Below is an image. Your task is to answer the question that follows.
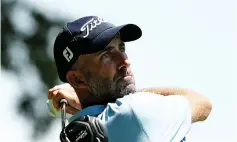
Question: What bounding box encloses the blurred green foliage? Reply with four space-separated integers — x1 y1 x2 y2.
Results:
1 0 72 139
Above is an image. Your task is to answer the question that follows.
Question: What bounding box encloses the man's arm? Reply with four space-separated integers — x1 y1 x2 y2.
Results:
140 88 212 123
47 83 212 123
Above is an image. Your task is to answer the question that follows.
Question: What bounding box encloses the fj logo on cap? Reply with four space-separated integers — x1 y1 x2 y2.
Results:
80 17 104 38
63 47 73 62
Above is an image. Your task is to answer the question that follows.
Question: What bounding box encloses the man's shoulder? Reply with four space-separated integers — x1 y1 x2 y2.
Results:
99 91 186 130
98 92 191 142
101 91 163 116
115 91 163 103
101 91 189 119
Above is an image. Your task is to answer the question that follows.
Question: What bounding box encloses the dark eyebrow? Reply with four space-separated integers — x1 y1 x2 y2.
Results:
103 45 114 51
96 45 114 55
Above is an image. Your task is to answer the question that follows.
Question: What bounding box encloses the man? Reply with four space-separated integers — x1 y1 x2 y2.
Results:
48 16 212 142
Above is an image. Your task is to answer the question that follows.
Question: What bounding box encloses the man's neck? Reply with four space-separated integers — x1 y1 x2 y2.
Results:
81 95 108 109
75 89 113 109
76 88 136 109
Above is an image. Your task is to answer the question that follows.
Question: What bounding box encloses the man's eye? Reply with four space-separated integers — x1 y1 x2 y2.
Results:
120 46 125 52
102 52 109 58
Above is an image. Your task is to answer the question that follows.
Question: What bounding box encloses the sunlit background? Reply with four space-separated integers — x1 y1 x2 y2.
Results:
1 0 236 141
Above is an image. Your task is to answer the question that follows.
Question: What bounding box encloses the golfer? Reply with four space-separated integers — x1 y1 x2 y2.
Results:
48 16 212 142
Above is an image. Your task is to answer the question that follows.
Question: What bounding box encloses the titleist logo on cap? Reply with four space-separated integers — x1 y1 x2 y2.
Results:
80 17 104 38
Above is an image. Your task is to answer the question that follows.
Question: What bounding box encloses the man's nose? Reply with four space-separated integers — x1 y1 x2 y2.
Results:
116 52 130 70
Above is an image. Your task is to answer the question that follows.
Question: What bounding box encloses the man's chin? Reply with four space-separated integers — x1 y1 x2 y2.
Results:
120 83 136 96
106 84 136 102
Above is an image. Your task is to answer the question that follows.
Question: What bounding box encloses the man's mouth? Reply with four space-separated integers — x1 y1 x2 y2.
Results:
123 75 132 80
115 74 132 82
116 75 134 87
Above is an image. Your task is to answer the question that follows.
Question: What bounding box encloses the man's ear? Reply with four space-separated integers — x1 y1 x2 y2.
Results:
66 70 88 89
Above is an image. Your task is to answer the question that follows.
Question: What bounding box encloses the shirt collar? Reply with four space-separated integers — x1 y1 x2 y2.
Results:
69 105 106 123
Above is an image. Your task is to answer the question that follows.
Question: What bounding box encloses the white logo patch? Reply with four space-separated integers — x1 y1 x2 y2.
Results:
63 47 73 62
76 130 88 141
80 17 104 38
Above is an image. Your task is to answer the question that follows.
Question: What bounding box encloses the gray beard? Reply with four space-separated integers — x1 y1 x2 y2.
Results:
87 76 136 101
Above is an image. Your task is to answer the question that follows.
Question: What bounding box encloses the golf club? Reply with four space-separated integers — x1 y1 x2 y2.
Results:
60 99 68 130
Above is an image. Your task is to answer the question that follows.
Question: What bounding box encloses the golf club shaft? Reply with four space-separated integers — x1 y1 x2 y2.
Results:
60 99 68 130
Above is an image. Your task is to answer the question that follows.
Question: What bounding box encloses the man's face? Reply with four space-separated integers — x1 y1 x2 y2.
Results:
78 35 136 101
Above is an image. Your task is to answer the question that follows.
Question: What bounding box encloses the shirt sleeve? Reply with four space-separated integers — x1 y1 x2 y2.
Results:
100 92 191 142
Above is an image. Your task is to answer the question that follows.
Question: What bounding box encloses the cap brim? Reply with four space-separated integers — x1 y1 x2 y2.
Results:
116 24 142 42
91 24 142 51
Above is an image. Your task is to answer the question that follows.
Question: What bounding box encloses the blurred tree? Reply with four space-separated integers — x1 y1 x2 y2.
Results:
1 0 71 140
